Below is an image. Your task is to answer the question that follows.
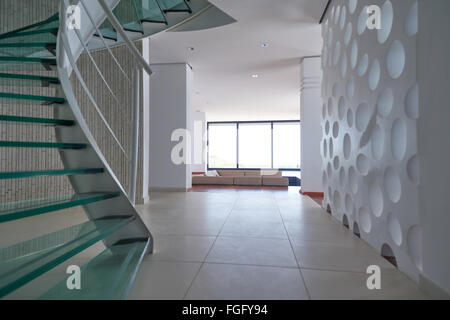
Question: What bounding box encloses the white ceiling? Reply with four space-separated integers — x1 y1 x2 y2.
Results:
148 0 327 121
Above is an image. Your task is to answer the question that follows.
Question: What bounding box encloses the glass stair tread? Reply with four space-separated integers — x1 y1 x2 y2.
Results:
0 168 104 180
160 0 192 13
141 0 168 24
0 28 59 41
0 42 56 58
0 216 134 298
114 0 144 34
0 141 86 149
0 57 56 65
0 13 59 38
0 92 64 105
0 73 59 87
0 192 120 223
39 238 150 300
0 115 72 126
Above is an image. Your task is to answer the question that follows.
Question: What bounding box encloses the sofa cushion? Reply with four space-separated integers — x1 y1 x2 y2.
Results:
217 170 244 177
192 176 234 185
234 176 262 186
261 170 282 178
262 176 289 186
244 170 261 176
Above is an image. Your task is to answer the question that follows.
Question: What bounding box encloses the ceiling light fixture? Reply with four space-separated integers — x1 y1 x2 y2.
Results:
261 42 269 48
187 47 195 51
252 74 259 78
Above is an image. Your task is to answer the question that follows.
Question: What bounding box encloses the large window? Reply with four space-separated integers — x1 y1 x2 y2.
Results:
208 123 237 168
208 121 300 170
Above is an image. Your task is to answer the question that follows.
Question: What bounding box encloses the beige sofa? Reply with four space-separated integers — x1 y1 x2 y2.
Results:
192 170 289 187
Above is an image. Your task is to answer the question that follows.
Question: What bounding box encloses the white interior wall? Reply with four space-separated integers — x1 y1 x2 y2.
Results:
321 0 421 284
300 57 324 193
148 63 193 190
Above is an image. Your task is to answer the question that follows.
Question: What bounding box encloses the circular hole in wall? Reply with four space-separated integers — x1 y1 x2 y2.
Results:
377 88 394 118
334 6 341 24
359 207 372 233
349 166 358 194
371 124 385 160
368 181 384 217
407 155 420 184
322 170 327 187
322 47 328 68
327 162 332 177
332 122 340 138
349 0 357 14
407 225 423 271
357 6 368 35
377 1 393 44
333 190 342 211
353 222 361 237
339 167 346 187
341 53 348 78
368 58 381 90
405 1 418 36
333 41 341 66
343 133 351 160
334 156 340 170
384 166 402 203
388 213 403 246
344 23 353 45
322 103 327 119
328 98 333 116
347 109 354 127
356 153 370 176
350 39 358 69
391 119 407 161
355 102 371 132
381 243 398 267
329 137 334 158
340 6 347 30
358 54 369 76
325 120 330 135
405 84 419 119
342 214 350 229
328 27 333 46
387 40 406 79
346 76 355 99
323 139 328 157
338 97 346 120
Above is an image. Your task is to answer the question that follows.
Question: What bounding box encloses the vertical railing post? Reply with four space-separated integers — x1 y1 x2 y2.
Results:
128 67 140 205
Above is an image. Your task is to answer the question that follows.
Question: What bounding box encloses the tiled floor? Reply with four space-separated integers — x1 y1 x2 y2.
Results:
128 188 429 300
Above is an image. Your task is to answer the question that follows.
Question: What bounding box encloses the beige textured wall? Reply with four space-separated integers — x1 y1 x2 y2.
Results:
72 41 147 204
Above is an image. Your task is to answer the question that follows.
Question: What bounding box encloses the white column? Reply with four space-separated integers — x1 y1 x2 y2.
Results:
149 63 194 191
300 57 323 193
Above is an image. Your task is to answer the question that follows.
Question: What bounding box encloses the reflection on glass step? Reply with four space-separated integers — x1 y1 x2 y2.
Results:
0 115 72 126
141 0 168 24
39 238 150 300
0 216 133 298
0 168 103 180
160 0 192 13
0 192 120 223
0 92 64 105
114 0 144 34
0 73 59 87
0 42 56 57
0 141 86 149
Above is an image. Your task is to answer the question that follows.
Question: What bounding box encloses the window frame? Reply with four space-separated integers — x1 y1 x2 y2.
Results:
207 120 301 172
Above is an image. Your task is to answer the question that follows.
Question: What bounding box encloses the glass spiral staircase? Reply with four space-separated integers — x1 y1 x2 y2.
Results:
0 0 226 300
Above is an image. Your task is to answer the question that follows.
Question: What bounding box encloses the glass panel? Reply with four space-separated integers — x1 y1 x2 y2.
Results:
208 123 237 168
0 217 132 298
0 193 120 223
0 73 59 87
141 0 167 23
238 123 272 169
273 122 300 169
114 0 143 33
40 239 149 300
159 0 191 12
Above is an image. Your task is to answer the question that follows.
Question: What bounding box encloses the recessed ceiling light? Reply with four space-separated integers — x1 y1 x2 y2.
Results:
261 42 269 48
187 47 195 51
252 74 259 78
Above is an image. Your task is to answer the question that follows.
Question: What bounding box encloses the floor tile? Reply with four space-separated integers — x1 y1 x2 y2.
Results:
206 237 298 268
227 209 282 223
127 261 201 300
220 220 287 239
144 235 215 263
301 268 429 300
145 217 225 236
186 263 309 300
285 221 358 244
